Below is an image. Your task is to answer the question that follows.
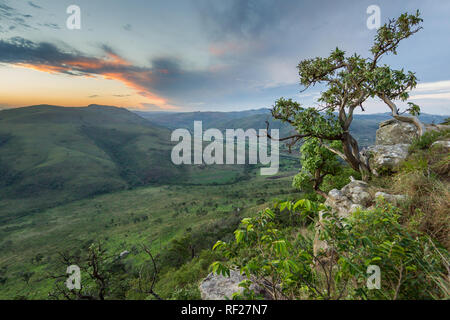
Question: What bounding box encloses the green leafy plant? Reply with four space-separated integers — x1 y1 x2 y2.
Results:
211 198 449 300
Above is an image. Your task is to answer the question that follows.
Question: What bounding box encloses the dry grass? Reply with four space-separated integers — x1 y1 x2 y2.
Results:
387 145 450 250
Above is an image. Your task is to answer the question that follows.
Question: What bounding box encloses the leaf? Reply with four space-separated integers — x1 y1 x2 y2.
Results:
235 229 245 244
293 199 305 210
212 240 226 251
272 240 288 256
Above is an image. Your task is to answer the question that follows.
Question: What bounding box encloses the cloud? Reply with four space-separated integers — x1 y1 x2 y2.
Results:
0 37 236 110
406 80 450 115
409 80 450 101
123 24 132 32
28 1 42 9
38 22 60 30
0 2 34 31
196 0 284 41
0 37 178 109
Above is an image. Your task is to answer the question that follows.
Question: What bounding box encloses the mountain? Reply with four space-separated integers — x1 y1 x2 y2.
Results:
0 105 186 221
137 109 448 147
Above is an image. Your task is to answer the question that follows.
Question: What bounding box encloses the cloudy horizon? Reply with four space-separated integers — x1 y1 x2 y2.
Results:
0 0 449 115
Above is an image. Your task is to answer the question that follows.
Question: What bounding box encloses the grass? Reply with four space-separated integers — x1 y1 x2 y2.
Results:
372 129 450 250
0 172 301 299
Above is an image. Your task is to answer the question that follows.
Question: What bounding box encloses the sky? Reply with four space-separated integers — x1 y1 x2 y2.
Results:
0 0 449 115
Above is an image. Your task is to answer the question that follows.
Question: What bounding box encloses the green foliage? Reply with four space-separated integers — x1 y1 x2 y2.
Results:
154 250 221 300
330 200 449 299
409 129 450 152
211 198 449 300
0 173 301 299
320 167 361 194
292 138 342 194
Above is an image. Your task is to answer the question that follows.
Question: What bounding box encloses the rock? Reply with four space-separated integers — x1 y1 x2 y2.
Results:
325 180 371 218
376 119 419 145
199 270 264 300
341 180 371 207
119 250 129 258
314 179 372 258
366 144 410 175
431 140 450 151
374 192 407 206
313 180 408 260
425 123 450 133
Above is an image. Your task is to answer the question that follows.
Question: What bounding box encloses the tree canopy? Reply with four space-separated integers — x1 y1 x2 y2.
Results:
271 11 424 180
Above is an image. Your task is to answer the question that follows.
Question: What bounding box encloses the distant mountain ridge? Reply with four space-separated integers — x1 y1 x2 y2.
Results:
136 109 448 147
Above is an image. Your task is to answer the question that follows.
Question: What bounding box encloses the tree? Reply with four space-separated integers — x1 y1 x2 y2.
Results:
270 11 424 180
48 242 162 300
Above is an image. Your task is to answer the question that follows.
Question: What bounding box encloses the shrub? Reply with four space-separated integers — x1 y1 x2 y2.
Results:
409 129 450 152
211 199 449 300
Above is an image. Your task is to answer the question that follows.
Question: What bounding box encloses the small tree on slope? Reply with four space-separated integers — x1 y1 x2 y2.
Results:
271 11 424 180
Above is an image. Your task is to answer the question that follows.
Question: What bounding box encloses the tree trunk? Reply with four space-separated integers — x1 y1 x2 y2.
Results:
341 132 371 181
379 94 426 136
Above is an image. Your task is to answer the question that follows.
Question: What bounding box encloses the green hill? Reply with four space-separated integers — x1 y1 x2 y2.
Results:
0 105 186 221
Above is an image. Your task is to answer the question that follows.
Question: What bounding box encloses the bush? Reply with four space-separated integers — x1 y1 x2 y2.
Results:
409 129 450 152
211 199 449 300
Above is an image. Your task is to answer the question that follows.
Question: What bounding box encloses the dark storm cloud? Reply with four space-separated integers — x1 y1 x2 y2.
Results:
0 37 81 69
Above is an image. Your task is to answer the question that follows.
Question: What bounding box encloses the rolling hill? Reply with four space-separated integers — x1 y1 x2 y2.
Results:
0 105 188 221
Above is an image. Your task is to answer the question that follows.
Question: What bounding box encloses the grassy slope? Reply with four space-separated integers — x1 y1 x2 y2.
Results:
0 105 265 222
0 174 300 299
0 105 187 221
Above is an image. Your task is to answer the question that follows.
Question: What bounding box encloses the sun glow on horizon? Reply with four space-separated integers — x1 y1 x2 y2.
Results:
0 64 178 110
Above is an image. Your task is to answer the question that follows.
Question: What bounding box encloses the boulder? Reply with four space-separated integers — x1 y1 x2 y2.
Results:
119 250 130 259
200 271 245 300
431 140 450 151
376 119 419 145
313 179 407 259
366 144 410 175
324 180 371 218
314 179 372 258
374 192 407 206
425 123 450 133
199 270 265 300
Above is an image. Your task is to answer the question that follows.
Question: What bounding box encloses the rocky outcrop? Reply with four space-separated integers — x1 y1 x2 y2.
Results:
363 119 449 176
425 123 450 133
376 119 419 145
199 271 245 300
432 140 450 151
374 192 407 206
362 119 418 176
366 144 410 175
324 179 371 218
199 270 268 300
313 178 407 258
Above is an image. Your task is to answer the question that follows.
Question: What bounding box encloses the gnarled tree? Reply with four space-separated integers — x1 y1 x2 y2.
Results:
271 11 424 180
